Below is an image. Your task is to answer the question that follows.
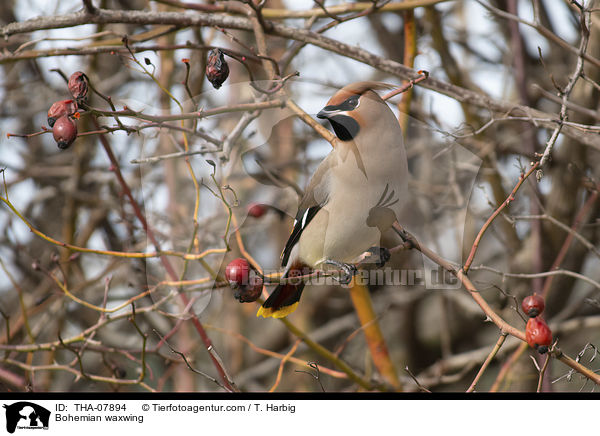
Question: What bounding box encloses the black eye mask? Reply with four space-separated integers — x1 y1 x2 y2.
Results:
319 96 360 113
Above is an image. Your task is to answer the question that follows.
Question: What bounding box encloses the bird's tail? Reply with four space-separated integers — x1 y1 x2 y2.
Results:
257 261 310 318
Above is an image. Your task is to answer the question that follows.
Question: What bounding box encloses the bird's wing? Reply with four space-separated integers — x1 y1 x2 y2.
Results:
281 153 335 266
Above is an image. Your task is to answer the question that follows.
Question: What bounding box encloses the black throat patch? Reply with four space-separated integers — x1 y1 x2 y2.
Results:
328 114 360 141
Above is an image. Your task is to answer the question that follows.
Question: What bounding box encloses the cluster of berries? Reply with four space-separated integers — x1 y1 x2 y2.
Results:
47 72 88 149
225 258 263 303
522 294 553 354
224 203 285 302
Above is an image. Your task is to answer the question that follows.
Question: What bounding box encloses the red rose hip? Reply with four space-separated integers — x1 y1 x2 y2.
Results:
52 116 78 149
247 203 267 218
526 317 553 354
225 258 250 286
522 294 545 318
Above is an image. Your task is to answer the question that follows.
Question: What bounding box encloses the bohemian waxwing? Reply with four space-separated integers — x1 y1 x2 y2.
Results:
257 81 409 318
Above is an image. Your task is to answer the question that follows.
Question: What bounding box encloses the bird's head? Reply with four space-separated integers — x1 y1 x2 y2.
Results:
317 81 395 142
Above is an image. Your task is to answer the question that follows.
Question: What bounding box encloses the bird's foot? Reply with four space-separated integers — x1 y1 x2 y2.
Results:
366 246 391 268
324 260 357 285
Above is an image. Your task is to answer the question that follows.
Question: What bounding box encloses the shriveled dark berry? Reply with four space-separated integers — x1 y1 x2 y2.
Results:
206 48 229 89
47 99 78 127
234 274 263 303
68 71 89 101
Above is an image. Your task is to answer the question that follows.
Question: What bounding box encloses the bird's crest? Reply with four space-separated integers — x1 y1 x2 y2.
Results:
326 81 395 106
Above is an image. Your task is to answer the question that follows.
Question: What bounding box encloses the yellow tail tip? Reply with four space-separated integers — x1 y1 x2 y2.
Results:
256 302 299 319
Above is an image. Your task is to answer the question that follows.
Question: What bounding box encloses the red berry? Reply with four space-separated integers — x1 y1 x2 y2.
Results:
68 71 89 101
247 203 267 218
47 99 78 127
52 116 78 149
522 294 545 318
526 317 553 354
225 258 250 286
206 48 229 89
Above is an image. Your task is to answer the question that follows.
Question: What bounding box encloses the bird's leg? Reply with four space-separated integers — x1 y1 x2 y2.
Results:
323 259 357 285
392 222 417 249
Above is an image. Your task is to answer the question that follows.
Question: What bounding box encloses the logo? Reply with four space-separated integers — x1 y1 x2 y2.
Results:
3 402 50 433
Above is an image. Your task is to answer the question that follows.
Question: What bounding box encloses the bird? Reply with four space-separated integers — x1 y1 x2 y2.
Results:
257 81 409 318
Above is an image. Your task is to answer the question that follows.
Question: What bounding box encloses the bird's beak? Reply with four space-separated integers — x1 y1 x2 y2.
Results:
317 106 343 120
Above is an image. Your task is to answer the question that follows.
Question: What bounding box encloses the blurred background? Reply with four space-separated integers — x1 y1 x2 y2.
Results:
0 0 599 392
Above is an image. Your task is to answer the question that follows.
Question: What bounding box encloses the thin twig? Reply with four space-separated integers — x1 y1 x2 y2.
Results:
466 333 508 392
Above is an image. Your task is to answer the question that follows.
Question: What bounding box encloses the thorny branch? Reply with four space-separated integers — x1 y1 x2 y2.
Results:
1 0 600 393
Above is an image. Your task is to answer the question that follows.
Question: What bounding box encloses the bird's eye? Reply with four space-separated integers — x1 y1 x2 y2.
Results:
347 96 359 108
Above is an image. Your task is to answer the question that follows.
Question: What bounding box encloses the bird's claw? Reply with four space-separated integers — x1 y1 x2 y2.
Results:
325 260 357 285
